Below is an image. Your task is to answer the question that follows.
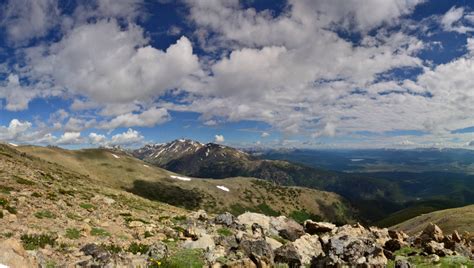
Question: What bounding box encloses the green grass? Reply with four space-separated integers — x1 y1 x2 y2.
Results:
289 210 323 224
79 203 96 210
389 247 474 268
158 249 205 268
376 202 454 227
66 212 82 220
90 227 110 237
2 232 14 238
0 185 14 194
256 203 281 216
144 231 153 238
0 197 8 207
58 188 75 196
171 215 187 224
102 243 123 254
14 176 35 185
270 234 288 245
65 228 81 239
34 210 56 219
217 227 233 237
127 242 149 254
20 234 57 250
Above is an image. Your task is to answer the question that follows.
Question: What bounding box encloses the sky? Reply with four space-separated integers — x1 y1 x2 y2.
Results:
1 0 474 149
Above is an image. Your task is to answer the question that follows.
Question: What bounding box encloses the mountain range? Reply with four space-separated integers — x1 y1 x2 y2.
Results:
133 139 474 225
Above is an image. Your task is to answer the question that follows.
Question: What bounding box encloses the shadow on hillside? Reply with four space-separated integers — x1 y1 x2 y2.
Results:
126 180 202 210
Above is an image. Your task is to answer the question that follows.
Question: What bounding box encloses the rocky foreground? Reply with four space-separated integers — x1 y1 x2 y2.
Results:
1 208 473 267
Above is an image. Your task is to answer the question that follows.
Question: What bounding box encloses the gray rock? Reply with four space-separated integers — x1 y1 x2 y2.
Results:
395 259 413 268
252 223 265 238
274 244 301 267
239 237 274 266
146 242 168 260
313 223 387 267
80 244 110 262
215 212 235 226
215 235 239 250
183 234 215 250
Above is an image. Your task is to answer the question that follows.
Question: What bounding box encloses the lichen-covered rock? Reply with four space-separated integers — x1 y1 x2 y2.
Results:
215 212 235 226
313 223 387 267
239 237 274 266
274 244 301 266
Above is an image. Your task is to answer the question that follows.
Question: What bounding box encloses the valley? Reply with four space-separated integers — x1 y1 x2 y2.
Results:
133 140 474 226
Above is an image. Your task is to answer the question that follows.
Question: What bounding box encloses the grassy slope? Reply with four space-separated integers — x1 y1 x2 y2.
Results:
392 204 474 235
17 145 354 223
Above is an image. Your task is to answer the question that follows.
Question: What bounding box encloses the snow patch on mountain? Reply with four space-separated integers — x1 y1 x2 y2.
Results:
216 185 230 192
170 175 192 181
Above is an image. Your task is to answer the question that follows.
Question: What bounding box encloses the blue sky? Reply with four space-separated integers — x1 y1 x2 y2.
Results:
1 0 474 149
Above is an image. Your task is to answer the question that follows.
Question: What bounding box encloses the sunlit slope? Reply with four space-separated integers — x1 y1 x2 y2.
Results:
17 145 355 223
392 204 474 235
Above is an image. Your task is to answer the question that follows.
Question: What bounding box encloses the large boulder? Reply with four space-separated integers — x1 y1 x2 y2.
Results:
312 223 388 267
265 236 283 251
271 216 305 241
274 244 301 267
369 226 391 246
237 212 271 231
389 230 409 241
304 220 335 235
215 212 235 227
0 239 38 267
183 234 215 250
420 223 444 243
239 237 274 267
80 244 111 263
423 241 453 257
274 234 324 265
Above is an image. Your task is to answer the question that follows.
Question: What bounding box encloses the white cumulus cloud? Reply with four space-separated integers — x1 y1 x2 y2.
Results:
214 134 225 143
110 128 144 145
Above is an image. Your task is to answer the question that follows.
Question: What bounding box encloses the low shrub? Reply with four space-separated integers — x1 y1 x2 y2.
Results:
21 234 56 250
